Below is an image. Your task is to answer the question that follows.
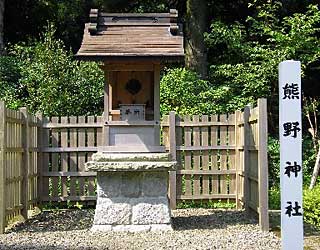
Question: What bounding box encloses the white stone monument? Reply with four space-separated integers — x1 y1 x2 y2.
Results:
279 60 303 249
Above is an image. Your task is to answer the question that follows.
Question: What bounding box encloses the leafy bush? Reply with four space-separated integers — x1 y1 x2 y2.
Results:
269 186 280 210
160 67 254 115
1 24 104 116
160 68 210 115
268 137 280 187
204 3 320 123
304 185 320 228
269 185 320 229
0 56 24 109
268 135 316 188
177 200 236 209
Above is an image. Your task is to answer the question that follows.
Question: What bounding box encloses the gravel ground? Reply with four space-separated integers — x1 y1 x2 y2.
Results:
0 209 281 250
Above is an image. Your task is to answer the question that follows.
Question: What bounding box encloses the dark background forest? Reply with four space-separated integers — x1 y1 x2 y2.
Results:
1 0 320 225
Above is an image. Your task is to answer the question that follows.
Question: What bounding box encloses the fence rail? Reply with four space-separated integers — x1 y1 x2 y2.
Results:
0 98 268 233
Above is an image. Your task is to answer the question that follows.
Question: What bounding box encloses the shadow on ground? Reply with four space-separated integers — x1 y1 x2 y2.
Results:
172 209 257 231
6 210 95 233
6 209 258 233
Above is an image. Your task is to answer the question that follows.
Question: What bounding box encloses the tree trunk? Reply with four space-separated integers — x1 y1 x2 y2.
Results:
0 0 4 54
304 97 320 189
185 0 209 78
309 141 320 189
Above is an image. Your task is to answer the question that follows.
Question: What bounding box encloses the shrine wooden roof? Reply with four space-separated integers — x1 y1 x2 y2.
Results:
76 9 184 61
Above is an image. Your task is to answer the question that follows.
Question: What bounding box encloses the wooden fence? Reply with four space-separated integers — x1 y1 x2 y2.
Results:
0 98 268 232
40 116 103 203
0 102 40 233
162 98 268 230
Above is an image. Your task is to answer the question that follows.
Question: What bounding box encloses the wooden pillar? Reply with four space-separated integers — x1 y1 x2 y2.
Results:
258 98 269 231
20 107 30 220
0 101 6 233
169 111 177 209
243 105 251 213
235 110 241 209
103 68 110 146
104 72 109 121
36 112 43 208
154 63 161 145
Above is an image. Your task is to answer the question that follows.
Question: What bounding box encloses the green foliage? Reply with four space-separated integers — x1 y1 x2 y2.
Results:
203 3 320 115
268 135 316 187
302 137 317 183
101 0 169 13
5 0 100 52
0 56 24 109
269 186 280 210
268 137 280 187
160 67 254 115
5 0 175 52
265 185 320 227
1 24 104 116
161 4 320 116
304 185 320 228
160 68 210 115
269 184 320 230
177 200 236 209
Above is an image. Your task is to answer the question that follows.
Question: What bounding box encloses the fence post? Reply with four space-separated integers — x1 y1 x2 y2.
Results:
234 110 241 209
0 101 6 233
243 105 251 212
20 107 30 220
258 98 269 231
36 112 43 208
169 111 177 209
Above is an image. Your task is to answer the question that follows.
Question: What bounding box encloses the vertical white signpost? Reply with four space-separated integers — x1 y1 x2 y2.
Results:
279 60 303 250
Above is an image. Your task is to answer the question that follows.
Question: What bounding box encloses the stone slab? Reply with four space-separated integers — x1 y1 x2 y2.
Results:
132 201 171 225
97 172 123 198
112 225 151 233
109 126 156 146
150 224 173 231
96 172 168 198
94 201 131 225
141 172 168 197
91 225 113 232
92 152 171 162
96 197 168 205
86 161 176 172
91 224 172 232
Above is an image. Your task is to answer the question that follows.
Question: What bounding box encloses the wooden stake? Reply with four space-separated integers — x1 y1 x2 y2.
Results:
258 98 269 231
19 107 29 220
36 112 43 208
169 111 177 209
0 101 6 233
243 105 251 212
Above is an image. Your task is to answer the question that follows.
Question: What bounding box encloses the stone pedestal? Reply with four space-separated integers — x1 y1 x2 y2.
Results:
85 152 176 232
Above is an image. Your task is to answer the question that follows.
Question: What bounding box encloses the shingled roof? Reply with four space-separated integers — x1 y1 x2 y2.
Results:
76 9 184 61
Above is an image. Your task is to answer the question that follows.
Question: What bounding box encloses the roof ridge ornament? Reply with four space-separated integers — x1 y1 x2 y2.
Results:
170 9 179 35
89 9 99 35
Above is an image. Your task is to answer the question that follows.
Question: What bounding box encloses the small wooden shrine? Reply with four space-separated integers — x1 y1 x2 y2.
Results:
77 9 184 152
78 9 183 232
